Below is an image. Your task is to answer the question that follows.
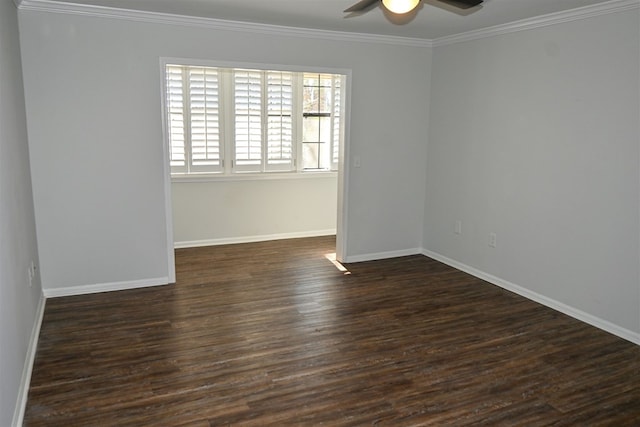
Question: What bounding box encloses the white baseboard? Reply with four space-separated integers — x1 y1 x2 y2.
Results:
343 247 422 263
174 229 337 249
12 293 46 427
43 277 171 298
422 249 640 346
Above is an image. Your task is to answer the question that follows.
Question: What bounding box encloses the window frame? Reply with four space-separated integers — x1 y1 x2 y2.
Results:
160 58 348 181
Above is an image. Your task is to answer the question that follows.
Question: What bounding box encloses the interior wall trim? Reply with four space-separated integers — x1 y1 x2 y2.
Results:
16 0 638 48
12 293 46 427
43 277 171 298
422 249 640 346
343 247 422 264
174 229 337 249
432 0 640 47
15 0 432 47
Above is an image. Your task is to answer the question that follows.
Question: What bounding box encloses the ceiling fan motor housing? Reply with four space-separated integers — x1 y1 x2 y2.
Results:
344 0 483 14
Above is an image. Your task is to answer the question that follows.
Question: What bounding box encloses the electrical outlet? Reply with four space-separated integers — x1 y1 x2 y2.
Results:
489 232 497 248
454 220 462 235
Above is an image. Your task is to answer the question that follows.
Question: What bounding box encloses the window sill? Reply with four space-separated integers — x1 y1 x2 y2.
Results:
171 171 338 183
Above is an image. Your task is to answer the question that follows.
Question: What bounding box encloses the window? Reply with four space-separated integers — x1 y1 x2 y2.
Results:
164 64 346 176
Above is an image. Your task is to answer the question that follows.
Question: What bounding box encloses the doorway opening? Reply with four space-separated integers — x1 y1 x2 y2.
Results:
159 60 351 282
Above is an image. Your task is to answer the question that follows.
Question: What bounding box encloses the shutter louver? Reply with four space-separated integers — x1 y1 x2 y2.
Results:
332 75 343 169
234 70 263 171
166 65 187 173
189 67 222 173
266 71 294 171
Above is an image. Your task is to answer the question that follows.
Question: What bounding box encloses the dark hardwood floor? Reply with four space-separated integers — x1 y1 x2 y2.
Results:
25 236 640 426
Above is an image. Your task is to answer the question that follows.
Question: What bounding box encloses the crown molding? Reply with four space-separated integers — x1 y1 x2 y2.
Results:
15 0 639 48
16 0 433 48
432 0 640 47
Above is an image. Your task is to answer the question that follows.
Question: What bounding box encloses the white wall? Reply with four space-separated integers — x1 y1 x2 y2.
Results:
172 176 337 246
425 10 640 335
0 0 43 424
17 8 432 292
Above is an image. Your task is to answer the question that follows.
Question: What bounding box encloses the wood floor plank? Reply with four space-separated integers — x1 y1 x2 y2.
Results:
24 236 640 425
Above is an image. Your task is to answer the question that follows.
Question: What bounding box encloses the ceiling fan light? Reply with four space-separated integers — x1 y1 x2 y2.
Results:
381 0 420 14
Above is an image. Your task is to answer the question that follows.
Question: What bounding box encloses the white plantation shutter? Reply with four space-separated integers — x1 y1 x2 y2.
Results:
166 65 187 173
234 70 263 171
165 65 222 174
331 75 344 170
164 63 344 176
188 67 222 173
266 71 294 171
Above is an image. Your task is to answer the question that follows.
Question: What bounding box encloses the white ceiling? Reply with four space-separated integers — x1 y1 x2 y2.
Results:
33 0 620 39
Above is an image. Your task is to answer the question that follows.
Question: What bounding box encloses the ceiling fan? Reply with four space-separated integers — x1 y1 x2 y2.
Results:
345 0 483 15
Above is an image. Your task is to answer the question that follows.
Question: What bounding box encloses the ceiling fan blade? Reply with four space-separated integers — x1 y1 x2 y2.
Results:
437 0 483 9
344 0 380 13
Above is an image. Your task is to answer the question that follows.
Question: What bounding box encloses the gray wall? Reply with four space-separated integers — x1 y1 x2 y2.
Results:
0 0 42 424
172 176 338 246
6 1 640 420
424 10 640 335
18 10 432 293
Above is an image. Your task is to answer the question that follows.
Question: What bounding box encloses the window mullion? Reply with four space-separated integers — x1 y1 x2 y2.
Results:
293 73 303 173
221 69 233 174
261 71 267 173
231 68 238 172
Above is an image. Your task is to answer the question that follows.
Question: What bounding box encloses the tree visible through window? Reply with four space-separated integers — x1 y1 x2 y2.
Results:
164 64 345 176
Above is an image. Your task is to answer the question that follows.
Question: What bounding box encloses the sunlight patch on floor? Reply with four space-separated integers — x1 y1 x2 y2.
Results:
325 253 350 274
